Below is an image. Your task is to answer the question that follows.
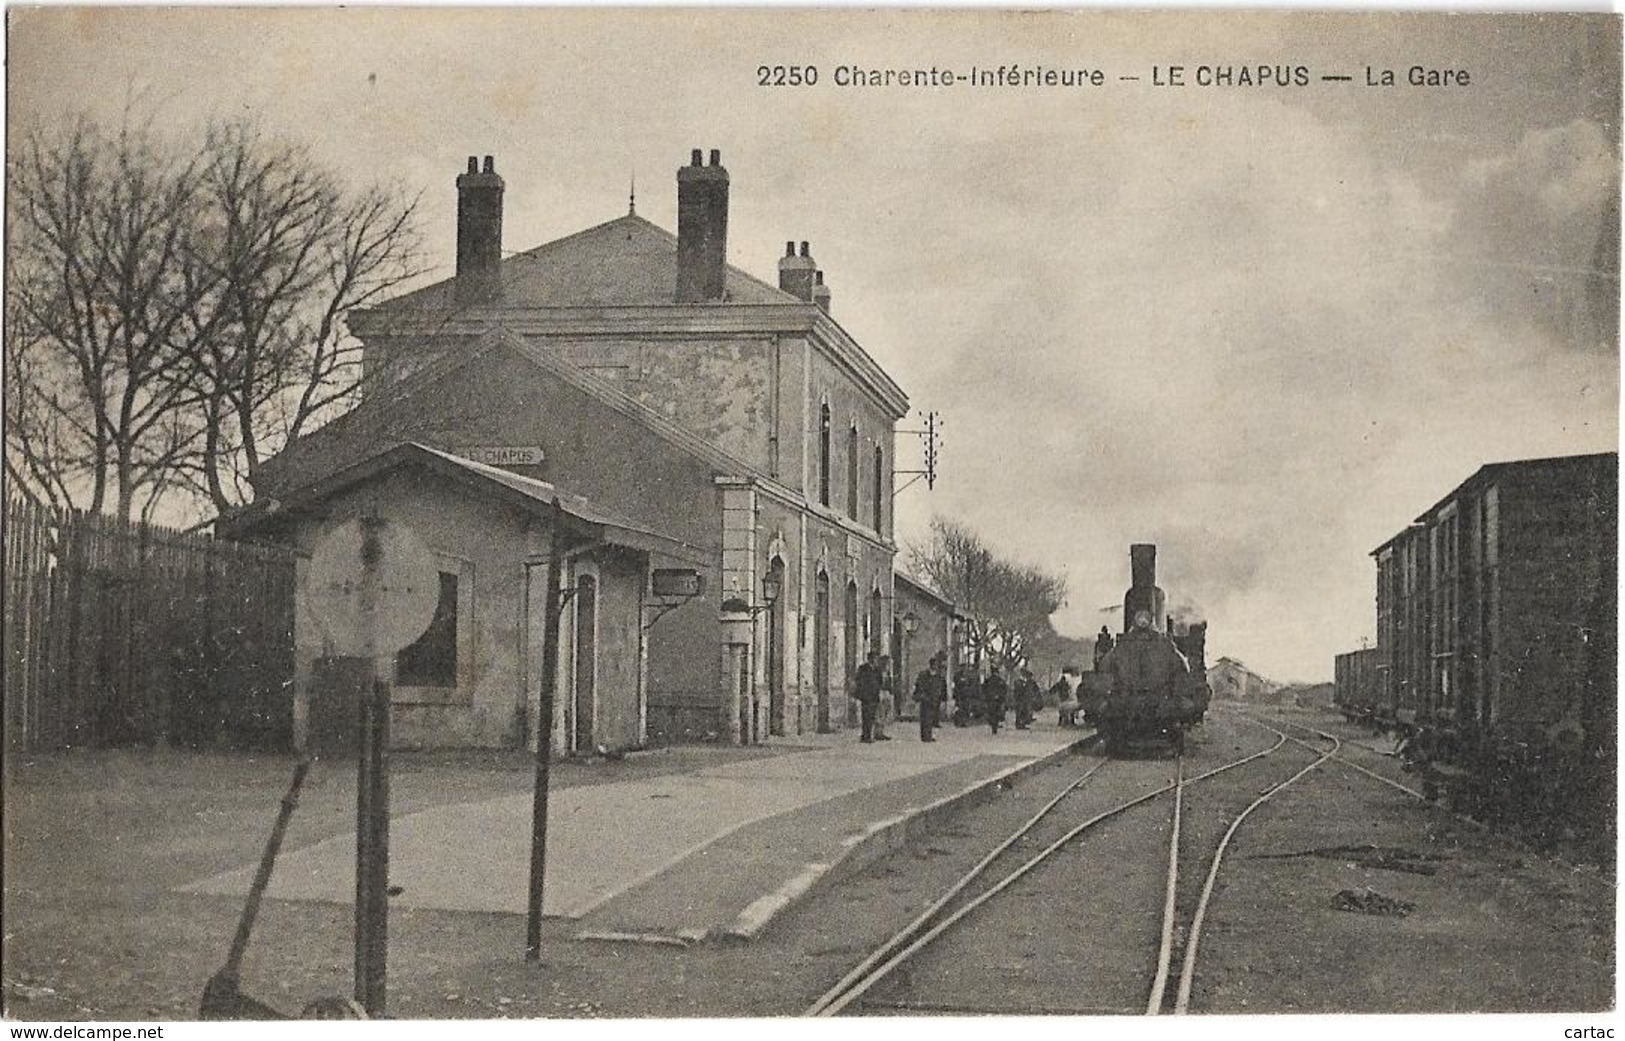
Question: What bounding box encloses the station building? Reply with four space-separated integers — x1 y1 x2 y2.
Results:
244 150 911 751
230 442 678 753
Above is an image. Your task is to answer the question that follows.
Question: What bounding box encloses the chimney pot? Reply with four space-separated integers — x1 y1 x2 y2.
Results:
482 155 494 173
466 156 478 173
690 148 704 166
676 149 730 302
778 238 817 300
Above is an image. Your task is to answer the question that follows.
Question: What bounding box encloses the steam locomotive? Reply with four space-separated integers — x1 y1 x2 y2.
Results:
1082 544 1211 755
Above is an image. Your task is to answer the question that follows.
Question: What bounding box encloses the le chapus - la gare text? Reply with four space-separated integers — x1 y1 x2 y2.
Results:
762 64 1470 89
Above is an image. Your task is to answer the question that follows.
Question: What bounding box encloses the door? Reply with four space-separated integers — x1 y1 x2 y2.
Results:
815 572 831 732
844 581 860 715
767 558 787 737
893 618 906 709
573 575 597 752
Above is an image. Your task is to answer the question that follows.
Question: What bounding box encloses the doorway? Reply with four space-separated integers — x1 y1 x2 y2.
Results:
814 572 831 732
844 581 859 711
572 574 597 752
767 557 787 737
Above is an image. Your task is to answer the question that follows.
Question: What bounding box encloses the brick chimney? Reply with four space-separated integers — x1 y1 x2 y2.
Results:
778 241 816 301
455 155 504 306
676 148 729 303
813 270 832 315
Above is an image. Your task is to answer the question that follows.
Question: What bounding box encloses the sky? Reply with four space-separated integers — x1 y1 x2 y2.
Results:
9 9 1619 682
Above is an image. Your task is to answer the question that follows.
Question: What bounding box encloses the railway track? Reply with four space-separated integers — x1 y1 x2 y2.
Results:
1238 711 1427 802
806 715 1335 1017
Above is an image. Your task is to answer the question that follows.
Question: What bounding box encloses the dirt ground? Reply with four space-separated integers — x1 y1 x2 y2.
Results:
1 742 799 1020
2 708 1614 1020
1194 707 1615 1013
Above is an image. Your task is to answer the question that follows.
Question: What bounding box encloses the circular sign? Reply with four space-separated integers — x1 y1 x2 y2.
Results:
301 516 441 658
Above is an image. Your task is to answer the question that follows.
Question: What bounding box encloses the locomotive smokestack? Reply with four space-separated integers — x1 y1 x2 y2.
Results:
1130 544 1157 589
1123 543 1167 635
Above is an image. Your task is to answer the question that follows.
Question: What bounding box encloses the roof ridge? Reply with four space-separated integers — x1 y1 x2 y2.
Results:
381 210 803 309
252 334 508 487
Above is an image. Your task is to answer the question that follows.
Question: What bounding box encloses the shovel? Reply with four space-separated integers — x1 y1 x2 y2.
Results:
199 760 311 1020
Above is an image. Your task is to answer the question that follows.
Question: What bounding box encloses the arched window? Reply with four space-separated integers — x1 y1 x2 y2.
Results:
819 403 831 507
847 424 859 520
872 444 884 532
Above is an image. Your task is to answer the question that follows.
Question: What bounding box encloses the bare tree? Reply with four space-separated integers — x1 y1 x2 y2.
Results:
5 113 425 519
905 516 1068 670
179 121 425 512
6 116 218 518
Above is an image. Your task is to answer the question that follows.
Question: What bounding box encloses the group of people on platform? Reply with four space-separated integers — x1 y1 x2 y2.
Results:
850 652 1053 744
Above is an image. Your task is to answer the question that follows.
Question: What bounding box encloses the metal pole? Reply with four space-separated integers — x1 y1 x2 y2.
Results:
354 682 372 1005
526 501 566 960
354 510 390 1016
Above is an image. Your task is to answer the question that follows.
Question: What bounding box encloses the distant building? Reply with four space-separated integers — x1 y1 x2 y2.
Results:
1332 647 1381 721
244 151 910 750
1369 451 1616 736
1207 657 1275 702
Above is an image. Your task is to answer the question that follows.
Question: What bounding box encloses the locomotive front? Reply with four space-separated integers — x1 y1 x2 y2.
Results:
1084 544 1210 754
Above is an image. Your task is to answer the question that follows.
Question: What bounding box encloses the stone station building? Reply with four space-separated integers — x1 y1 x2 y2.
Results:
246 150 912 750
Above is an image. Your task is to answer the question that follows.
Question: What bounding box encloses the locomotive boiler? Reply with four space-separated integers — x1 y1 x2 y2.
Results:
1082 544 1212 754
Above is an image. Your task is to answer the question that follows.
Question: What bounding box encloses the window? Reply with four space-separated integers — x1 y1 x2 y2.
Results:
398 571 459 688
872 444 884 532
819 404 831 507
847 424 859 519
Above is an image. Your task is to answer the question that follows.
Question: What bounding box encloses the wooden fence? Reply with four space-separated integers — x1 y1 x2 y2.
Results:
4 497 299 752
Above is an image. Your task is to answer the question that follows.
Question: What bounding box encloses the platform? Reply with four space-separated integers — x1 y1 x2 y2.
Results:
181 720 1084 944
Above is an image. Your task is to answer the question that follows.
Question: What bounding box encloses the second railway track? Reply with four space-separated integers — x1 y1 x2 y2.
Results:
807 711 1339 1017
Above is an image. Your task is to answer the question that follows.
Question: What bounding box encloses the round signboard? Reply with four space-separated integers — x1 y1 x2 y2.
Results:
301 516 441 658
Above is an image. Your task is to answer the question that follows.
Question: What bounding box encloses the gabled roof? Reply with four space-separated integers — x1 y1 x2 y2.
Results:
253 326 781 499
894 572 957 613
378 214 801 310
238 442 711 565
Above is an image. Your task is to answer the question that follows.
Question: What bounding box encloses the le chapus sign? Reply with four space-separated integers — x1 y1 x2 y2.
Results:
461 445 545 466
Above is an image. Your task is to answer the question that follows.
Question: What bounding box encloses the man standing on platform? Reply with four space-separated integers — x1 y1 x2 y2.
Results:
983 663 1009 734
1014 666 1039 730
854 651 888 742
913 654 947 742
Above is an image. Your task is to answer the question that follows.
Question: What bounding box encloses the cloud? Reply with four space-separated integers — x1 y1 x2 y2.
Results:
1446 118 1619 351
889 101 1616 679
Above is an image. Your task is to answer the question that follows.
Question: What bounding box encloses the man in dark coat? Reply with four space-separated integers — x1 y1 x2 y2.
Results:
982 664 1009 734
1014 667 1039 729
913 654 948 742
1094 626 1116 669
853 651 888 742
952 663 980 726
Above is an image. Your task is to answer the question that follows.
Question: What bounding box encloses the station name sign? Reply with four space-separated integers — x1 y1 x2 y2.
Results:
461 445 545 466
651 568 704 598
